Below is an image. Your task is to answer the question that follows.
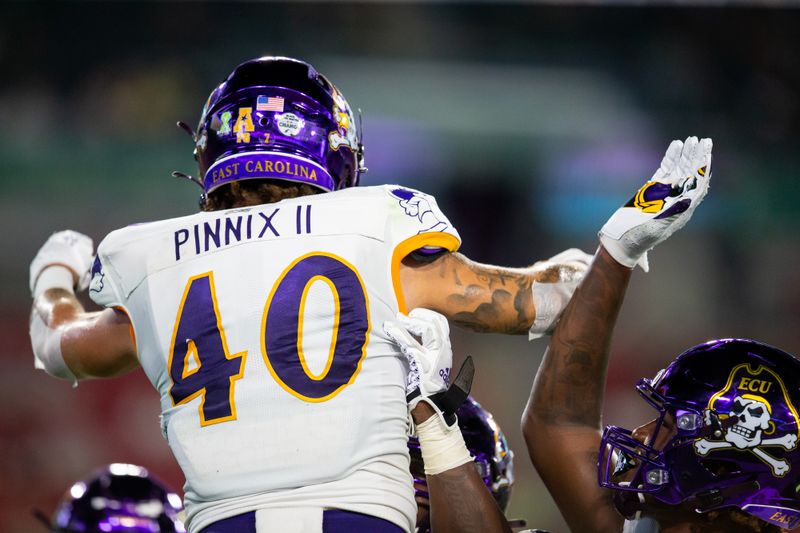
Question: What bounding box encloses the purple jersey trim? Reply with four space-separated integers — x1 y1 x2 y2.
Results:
413 245 446 256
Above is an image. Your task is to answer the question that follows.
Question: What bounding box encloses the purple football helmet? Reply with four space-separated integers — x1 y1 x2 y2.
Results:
193 56 365 196
409 395 514 530
50 463 185 532
599 339 800 530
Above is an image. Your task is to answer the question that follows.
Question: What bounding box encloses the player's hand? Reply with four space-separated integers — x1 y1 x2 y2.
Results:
528 248 593 339
30 230 94 295
384 308 453 412
599 137 712 272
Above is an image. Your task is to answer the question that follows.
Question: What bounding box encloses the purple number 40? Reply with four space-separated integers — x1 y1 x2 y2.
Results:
168 252 370 426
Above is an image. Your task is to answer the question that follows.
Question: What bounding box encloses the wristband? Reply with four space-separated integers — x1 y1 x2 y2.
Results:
416 413 473 476
32 265 75 299
528 279 581 340
29 311 77 385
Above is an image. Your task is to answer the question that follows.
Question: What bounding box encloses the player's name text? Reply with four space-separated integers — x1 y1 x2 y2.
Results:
174 204 313 261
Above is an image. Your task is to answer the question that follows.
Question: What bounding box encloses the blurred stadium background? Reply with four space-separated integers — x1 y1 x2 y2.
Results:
2 2 799 531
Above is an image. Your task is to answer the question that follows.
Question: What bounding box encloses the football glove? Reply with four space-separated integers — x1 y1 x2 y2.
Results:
30 230 94 296
384 308 473 429
528 248 594 339
599 136 712 271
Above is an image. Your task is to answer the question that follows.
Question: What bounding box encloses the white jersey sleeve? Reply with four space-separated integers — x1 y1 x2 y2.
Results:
381 185 460 314
86 186 460 533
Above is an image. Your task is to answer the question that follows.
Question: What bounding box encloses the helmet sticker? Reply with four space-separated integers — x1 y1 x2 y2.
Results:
191 57 363 194
234 107 255 143
328 87 358 152
196 131 207 151
694 363 799 477
257 95 284 112
218 111 232 135
276 112 305 137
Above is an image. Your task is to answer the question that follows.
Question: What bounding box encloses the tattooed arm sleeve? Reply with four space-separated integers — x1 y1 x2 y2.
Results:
399 251 584 334
520 246 631 532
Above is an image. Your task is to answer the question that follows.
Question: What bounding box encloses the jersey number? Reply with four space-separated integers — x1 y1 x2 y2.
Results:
168 253 370 426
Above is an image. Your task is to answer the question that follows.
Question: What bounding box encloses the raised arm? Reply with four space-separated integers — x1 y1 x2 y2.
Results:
522 247 631 531
29 231 137 381
521 137 712 531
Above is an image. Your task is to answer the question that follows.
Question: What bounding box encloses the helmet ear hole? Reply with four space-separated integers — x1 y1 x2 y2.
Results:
701 459 741 478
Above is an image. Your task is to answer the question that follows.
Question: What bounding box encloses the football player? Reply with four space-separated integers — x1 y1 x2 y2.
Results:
43 463 185 532
521 137 798 532
29 57 589 533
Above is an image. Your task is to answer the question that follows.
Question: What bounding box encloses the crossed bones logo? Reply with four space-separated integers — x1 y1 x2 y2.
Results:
693 364 798 477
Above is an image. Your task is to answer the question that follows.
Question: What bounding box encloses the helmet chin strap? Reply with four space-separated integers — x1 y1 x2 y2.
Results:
171 171 203 189
619 492 661 533
356 108 368 174
170 171 206 210
177 120 196 140
173 120 207 208
623 516 661 533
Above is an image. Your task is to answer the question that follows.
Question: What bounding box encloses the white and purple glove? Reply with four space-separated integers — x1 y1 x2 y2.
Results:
384 308 473 429
528 248 594 340
384 308 452 407
599 137 712 272
29 230 94 297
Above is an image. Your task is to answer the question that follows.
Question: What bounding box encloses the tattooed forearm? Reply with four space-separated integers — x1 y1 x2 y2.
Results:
440 254 535 333
450 288 516 333
400 250 587 334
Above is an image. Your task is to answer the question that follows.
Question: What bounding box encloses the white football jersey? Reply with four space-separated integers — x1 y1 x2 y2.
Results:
89 185 460 533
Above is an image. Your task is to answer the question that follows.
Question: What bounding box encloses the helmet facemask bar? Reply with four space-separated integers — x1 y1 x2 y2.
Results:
599 378 707 506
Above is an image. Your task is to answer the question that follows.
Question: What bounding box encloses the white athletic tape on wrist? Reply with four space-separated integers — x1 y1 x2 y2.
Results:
528 279 581 340
416 413 473 476
599 231 649 272
32 265 75 299
29 311 77 385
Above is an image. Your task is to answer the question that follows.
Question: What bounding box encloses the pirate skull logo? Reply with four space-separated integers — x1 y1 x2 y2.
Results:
725 394 772 448
694 366 799 477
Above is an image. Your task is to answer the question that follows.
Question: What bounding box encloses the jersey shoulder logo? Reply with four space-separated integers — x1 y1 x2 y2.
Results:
89 256 105 294
389 187 451 234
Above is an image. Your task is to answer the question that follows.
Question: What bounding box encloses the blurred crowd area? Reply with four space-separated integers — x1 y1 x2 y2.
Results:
1 3 799 532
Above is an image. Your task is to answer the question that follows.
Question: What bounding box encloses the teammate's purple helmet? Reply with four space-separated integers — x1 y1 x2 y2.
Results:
409 396 515 521
599 339 800 530
51 463 185 532
194 56 365 195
